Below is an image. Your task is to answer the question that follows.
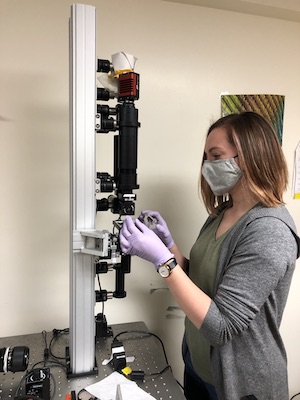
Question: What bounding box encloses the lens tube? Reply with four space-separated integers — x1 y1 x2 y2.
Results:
0 346 29 372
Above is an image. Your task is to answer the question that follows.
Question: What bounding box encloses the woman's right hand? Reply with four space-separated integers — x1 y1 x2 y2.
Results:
138 210 174 249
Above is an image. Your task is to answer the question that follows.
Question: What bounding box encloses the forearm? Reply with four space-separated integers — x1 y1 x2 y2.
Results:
164 263 212 329
169 243 189 272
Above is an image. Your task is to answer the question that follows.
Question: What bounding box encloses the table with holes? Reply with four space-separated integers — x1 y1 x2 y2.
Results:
0 321 185 400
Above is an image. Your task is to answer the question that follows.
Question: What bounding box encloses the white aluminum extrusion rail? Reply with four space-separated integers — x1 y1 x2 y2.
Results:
69 3 97 375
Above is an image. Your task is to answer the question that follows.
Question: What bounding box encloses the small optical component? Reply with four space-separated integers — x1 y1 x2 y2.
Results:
141 213 158 230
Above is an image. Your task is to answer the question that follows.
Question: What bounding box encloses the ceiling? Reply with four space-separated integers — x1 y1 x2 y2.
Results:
163 0 300 22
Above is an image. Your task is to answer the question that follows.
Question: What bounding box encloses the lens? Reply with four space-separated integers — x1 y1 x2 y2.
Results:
0 346 29 372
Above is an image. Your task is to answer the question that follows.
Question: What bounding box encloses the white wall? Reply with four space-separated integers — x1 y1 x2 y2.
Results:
1 0 299 394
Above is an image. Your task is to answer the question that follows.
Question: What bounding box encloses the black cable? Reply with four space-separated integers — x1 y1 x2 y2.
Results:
290 393 300 400
147 365 171 376
31 360 67 371
41 330 50 365
112 329 185 392
176 379 184 391
49 328 69 360
113 329 170 365
112 329 172 377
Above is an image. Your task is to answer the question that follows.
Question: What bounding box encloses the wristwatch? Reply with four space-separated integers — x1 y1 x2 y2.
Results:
157 258 177 278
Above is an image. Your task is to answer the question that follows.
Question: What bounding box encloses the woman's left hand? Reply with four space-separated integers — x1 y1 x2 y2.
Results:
120 216 174 269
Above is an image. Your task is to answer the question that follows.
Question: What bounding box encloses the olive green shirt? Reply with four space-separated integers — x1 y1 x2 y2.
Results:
185 211 229 384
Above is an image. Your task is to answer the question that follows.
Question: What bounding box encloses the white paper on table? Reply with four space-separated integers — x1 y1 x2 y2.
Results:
85 371 156 400
292 141 300 199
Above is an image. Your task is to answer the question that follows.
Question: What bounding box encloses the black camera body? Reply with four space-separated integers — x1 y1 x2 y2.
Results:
25 367 50 400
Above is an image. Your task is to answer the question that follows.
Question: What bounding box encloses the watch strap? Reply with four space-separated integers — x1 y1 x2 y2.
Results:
158 257 177 269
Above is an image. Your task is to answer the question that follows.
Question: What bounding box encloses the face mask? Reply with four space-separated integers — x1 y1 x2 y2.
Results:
202 156 242 196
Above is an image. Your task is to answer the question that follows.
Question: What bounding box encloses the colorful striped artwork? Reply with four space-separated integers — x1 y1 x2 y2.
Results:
221 94 285 143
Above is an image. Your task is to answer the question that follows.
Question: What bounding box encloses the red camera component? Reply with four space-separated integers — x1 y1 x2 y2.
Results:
118 72 139 101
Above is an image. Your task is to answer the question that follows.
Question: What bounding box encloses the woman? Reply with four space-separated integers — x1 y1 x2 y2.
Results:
119 112 300 400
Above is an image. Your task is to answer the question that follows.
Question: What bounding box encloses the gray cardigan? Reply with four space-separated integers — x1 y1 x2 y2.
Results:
197 204 300 400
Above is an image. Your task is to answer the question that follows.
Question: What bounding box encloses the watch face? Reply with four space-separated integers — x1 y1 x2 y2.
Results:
158 265 170 278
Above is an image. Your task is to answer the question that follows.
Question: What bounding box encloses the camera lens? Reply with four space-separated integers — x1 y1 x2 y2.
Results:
0 346 29 372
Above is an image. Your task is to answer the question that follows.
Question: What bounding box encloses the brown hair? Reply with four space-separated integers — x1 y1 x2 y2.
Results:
200 111 288 215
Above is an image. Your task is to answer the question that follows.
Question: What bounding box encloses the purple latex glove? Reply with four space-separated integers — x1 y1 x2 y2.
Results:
138 210 174 249
120 216 174 269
